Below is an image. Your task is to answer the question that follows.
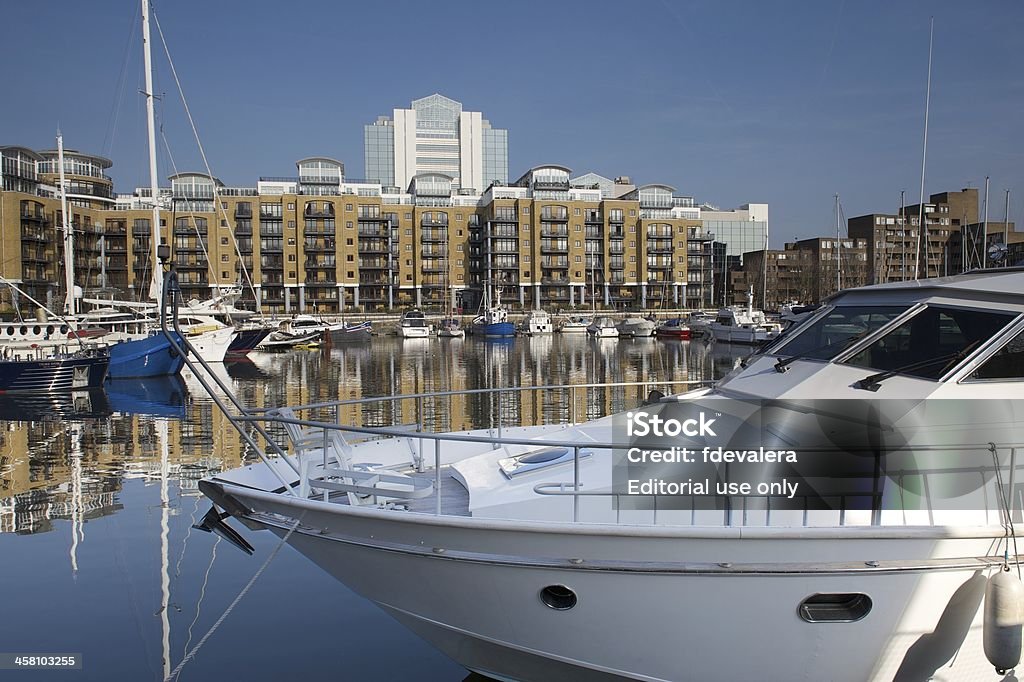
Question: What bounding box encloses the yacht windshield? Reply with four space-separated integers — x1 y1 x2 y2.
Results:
844 306 1016 380
772 306 909 361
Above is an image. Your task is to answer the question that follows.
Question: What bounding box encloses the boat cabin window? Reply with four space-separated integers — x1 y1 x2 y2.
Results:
844 306 1015 380
773 306 908 360
968 326 1024 381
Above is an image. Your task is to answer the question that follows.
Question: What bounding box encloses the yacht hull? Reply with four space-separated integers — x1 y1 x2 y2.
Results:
471 322 516 337
107 332 185 378
186 326 237 362
218 485 1002 682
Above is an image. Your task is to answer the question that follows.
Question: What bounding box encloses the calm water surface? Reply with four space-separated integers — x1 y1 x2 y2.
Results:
0 336 751 681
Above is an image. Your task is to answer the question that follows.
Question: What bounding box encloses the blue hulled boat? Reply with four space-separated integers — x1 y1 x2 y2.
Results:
471 308 515 337
0 347 109 393
107 332 185 378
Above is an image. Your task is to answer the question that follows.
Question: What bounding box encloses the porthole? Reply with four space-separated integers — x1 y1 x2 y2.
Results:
46 325 54 335
5 327 12 335
798 593 872 623
32 326 40 335
540 584 577 611
19 326 26 335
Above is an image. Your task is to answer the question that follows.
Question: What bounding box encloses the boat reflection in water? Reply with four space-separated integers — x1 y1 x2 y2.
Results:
106 375 188 418
0 388 111 422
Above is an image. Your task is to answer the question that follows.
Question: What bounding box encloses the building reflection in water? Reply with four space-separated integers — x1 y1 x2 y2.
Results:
0 336 752 535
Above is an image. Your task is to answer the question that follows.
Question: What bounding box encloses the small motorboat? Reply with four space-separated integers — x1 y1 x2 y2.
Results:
655 318 692 340
437 318 465 338
520 309 553 335
617 316 656 338
398 309 431 338
557 315 591 334
587 316 619 338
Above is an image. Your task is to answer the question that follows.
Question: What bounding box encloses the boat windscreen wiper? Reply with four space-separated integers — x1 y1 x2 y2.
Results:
773 329 869 373
852 341 982 391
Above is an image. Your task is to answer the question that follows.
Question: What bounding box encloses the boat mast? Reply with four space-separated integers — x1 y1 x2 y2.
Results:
900 190 906 281
142 0 163 303
834 193 841 294
915 16 934 281
57 132 76 316
1004 189 1011 267
982 176 990 268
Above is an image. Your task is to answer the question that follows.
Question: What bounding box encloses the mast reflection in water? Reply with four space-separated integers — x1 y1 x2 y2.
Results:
0 336 748 680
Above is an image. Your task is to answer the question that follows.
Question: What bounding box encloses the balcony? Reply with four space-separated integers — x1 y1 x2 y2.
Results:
421 231 447 243
304 279 337 288
647 245 674 254
359 242 391 254
584 212 603 224
421 263 445 274
646 228 673 238
541 276 569 286
421 216 449 227
359 258 392 270
304 241 336 252
540 243 568 254
304 260 336 269
540 258 568 269
21 227 47 242
20 208 46 223
585 228 603 239
608 244 624 255
540 211 568 222
235 205 253 218
608 215 625 225
539 227 568 238
304 205 336 218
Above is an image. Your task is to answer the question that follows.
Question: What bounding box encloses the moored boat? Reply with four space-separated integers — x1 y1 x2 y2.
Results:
654 317 691 339
617 315 656 338
329 321 373 343
197 268 1024 682
520 309 553 335
556 315 591 334
0 346 109 393
398 309 431 338
437 318 465 338
587 316 619 338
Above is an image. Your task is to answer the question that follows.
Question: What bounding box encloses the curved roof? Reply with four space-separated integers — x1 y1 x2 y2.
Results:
411 172 454 182
529 164 573 175
296 156 344 167
637 183 677 194
168 171 224 186
0 146 43 161
39 149 113 168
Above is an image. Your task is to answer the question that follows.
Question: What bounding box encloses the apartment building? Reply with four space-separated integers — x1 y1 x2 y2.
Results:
740 237 869 308
1 146 727 315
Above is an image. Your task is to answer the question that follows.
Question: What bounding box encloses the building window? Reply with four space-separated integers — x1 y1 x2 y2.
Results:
575 256 581 263
288 221 295 228
457 274 464 281
457 245 463 252
346 238 353 245
406 274 412 281
574 208 581 216
288 203 295 210
221 237 228 245
289 271 296 278
222 271 229 278
347 254 354 261
288 254 296 261
629 209 636 217
346 204 353 211
456 213 463 221
522 207 530 215
287 237 295 245
346 221 353 228
404 212 412 219
347 271 354 278
575 240 581 247
575 225 582 232
221 254 229 262
457 259 463 266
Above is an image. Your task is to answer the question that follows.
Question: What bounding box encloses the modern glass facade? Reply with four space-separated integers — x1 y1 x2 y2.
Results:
482 125 507 190
364 119 395 186
364 94 507 192
705 220 768 260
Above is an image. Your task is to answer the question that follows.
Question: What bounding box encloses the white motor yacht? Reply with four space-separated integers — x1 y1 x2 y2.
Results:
520 309 553 335
616 315 656 338
710 292 782 344
174 314 237 362
556 315 591 334
197 269 1024 681
398 309 431 338
587 316 619 338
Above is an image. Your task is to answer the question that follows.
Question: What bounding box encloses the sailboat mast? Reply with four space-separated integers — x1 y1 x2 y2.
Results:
915 16 934 281
1003 189 1010 267
142 0 163 303
57 132 76 316
982 176 990 268
831 191 839 292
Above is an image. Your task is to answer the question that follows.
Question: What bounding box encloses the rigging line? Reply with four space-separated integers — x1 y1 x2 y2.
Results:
103 1 141 158
150 7 260 316
165 516 302 682
181 535 220 664
158 129 218 292
174 495 203 579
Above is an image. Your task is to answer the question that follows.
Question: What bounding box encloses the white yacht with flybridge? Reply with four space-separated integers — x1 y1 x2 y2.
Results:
189 268 1024 681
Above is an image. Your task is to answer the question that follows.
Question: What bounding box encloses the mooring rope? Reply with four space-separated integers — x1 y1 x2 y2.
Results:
164 517 301 681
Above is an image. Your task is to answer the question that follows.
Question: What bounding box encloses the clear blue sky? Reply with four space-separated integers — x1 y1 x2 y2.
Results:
3 0 1022 246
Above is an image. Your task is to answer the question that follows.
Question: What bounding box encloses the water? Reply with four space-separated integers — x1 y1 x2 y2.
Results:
0 336 751 681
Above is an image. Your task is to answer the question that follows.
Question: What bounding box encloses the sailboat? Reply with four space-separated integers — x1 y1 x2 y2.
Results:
437 232 464 338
